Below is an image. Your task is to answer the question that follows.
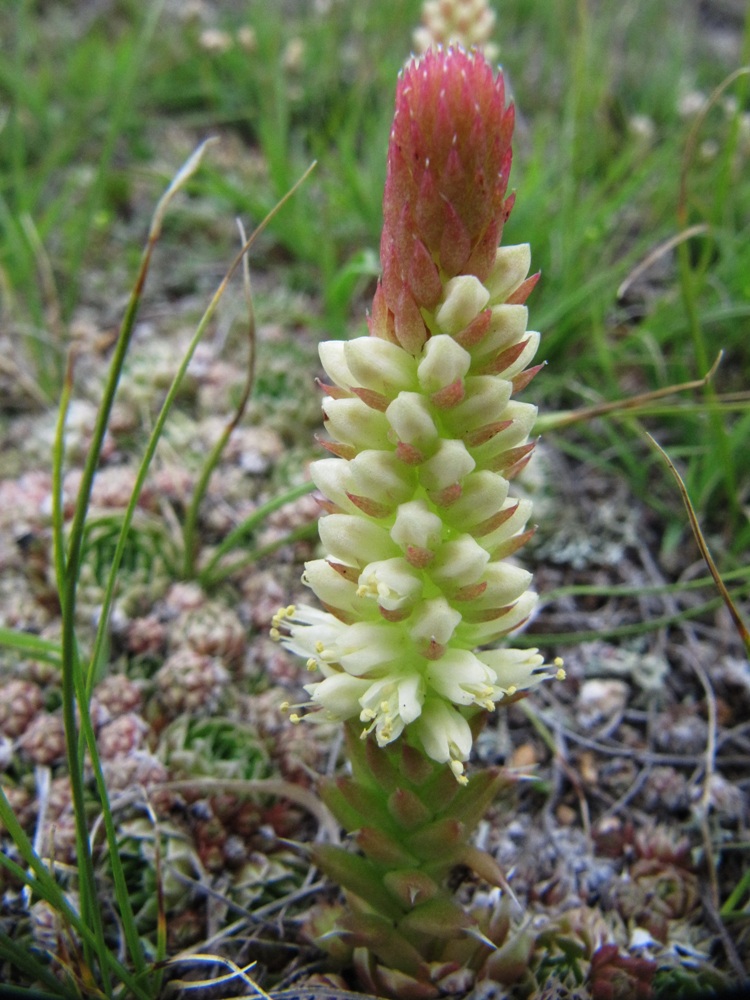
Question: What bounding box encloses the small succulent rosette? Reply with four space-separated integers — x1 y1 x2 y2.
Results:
273 47 562 782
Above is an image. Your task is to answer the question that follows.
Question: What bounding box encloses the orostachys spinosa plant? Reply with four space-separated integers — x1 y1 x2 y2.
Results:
272 47 565 993
273 45 563 782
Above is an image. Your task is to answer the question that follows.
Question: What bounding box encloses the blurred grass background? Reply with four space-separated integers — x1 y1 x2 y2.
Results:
1 0 749 555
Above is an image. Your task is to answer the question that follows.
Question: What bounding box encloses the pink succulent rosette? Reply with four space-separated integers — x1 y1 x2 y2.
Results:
273 47 561 782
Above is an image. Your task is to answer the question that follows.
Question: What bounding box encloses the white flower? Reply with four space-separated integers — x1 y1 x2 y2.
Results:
414 697 474 783
478 646 551 695
419 439 475 493
323 397 390 450
435 277 491 335
385 393 440 451
359 672 426 745
425 649 497 709
431 535 491 588
390 499 444 554
348 449 416 506
307 671 373 719
417 334 472 390
357 558 423 612
318 515 397 567
485 244 532 302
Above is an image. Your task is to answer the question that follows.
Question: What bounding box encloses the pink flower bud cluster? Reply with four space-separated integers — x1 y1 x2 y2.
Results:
273 47 561 781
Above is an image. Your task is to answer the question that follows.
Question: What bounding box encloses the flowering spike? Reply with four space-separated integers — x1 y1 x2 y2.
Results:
275 47 559 782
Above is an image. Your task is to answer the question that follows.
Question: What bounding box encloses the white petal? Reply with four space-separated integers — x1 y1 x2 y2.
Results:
470 401 537 461
443 471 509 530
425 649 495 706
344 338 416 395
435 275 490 335
319 514 397 567
419 439 475 492
390 499 444 553
485 244 531 303
431 534 490 587
302 559 369 616
306 671 371 719
476 305 528 360
386 392 439 449
481 498 533 551
408 597 462 647
323 397 390 450
477 646 547 693
348 449 417 506
476 562 534 608
458 590 537 645
499 331 540 379
319 340 355 389
336 621 409 676
415 698 473 764
417 334 471 393
357 558 423 611
310 457 357 512
445 375 513 434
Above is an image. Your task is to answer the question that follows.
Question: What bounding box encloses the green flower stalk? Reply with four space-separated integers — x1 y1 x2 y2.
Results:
273 46 562 784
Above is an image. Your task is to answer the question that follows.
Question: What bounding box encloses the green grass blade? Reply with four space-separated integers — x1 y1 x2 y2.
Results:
0 937 65 997
182 220 257 579
0 627 62 666
198 478 315 586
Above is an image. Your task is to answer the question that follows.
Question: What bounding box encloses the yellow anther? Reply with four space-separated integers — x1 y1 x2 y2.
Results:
506 685 517 696
279 701 290 712
306 658 318 671
269 628 281 642
556 667 567 681
450 759 469 785
289 713 302 725
286 604 296 616
315 641 325 653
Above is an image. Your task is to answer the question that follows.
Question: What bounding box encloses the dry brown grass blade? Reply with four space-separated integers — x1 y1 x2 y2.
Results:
678 66 750 227
617 223 709 300
535 352 722 433
647 433 750 656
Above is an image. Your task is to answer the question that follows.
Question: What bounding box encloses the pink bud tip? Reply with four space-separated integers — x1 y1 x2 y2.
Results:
375 46 515 353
